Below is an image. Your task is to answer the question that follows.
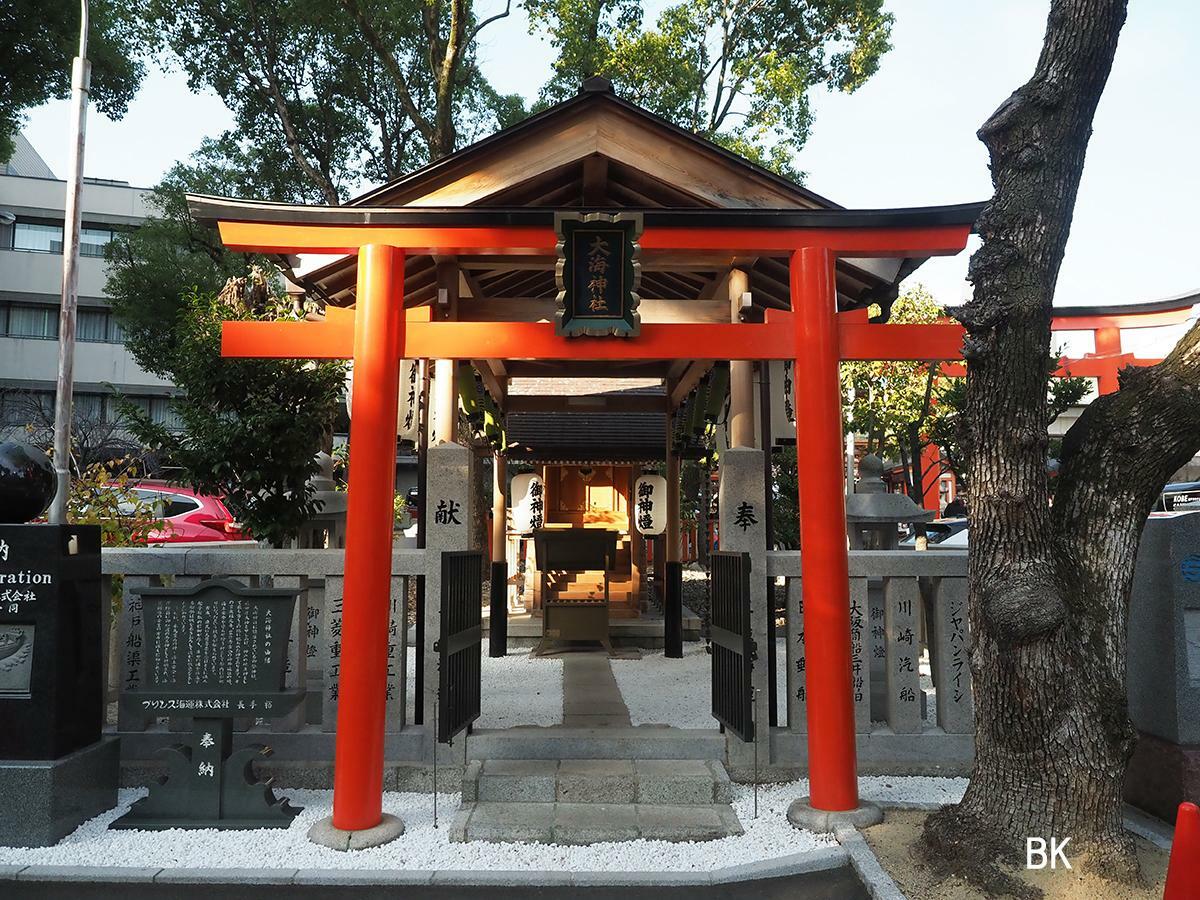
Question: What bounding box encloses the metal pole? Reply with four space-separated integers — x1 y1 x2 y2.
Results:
49 0 90 524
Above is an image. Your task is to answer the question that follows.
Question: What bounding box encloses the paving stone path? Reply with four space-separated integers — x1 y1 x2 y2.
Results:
562 653 632 728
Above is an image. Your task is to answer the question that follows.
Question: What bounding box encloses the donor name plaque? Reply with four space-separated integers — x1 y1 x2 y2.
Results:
114 578 305 830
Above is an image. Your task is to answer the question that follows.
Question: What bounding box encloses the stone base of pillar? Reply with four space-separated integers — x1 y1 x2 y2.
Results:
307 813 405 850
664 560 683 658
489 561 508 657
786 797 883 833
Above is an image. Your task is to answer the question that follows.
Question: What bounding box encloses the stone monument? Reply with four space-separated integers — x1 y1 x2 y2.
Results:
1125 511 1200 821
0 440 117 847
845 455 934 723
112 577 305 830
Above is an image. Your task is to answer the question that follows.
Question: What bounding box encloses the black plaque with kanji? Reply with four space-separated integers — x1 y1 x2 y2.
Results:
113 577 304 830
0 524 102 760
555 211 642 337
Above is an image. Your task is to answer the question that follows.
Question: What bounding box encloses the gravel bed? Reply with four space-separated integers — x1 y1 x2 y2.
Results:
610 643 790 728
0 776 967 871
405 647 562 728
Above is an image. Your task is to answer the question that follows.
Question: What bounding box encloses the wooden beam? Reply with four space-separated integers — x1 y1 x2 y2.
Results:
473 359 508 410
457 297 730 324
581 154 608 205
669 361 713 408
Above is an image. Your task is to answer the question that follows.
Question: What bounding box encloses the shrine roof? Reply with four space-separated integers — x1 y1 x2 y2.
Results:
187 196 984 232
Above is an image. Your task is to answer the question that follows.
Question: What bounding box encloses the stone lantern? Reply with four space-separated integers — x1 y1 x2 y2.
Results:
846 454 934 550
846 454 934 720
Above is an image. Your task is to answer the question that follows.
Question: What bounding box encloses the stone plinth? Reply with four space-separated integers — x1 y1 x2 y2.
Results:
0 737 119 847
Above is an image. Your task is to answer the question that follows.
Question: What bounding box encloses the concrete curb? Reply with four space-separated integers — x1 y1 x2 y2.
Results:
836 826 908 900
1 844 851 887
1123 805 1175 852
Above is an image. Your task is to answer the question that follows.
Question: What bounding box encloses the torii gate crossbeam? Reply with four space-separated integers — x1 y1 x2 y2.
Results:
213 217 973 834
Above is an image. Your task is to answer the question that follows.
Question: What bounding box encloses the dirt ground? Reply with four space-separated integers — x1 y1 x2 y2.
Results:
863 809 1170 900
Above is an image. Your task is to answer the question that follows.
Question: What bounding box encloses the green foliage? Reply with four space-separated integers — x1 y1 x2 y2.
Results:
105 147 285 371
528 0 893 176
117 272 346 547
140 0 524 195
840 286 949 496
930 357 1092 493
0 0 146 161
772 446 800 549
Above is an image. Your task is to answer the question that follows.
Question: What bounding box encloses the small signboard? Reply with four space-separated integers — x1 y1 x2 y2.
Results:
554 212 642 337
113 578 304 830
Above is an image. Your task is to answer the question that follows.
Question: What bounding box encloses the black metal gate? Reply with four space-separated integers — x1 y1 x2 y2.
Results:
710 550 755 742
437 550 483 743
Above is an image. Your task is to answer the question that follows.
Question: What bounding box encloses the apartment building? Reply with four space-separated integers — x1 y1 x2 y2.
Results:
0 134 177 451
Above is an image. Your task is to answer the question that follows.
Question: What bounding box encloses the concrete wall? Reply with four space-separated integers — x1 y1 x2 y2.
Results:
0 246 113 298
0 335 171 391
0 173 151 225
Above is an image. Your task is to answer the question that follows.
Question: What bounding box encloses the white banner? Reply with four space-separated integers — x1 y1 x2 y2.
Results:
344 359 422 443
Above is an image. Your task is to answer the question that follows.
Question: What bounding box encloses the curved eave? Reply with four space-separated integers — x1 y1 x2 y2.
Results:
1052 288 1200 319
186 195 985 232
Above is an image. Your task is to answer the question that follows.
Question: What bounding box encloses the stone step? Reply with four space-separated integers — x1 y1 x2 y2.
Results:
467 726 723 760
462 758 733 805
450 800 743 844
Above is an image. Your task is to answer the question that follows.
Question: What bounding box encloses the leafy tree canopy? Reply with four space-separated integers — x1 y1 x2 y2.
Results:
526 0 893 178
0 0 146 162
140 0 526 201
119 272 346 547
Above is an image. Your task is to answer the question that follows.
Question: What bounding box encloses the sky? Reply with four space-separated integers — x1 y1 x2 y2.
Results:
20 0 1200 309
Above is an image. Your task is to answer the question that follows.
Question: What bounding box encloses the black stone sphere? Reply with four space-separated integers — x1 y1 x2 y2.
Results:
0 441 56 524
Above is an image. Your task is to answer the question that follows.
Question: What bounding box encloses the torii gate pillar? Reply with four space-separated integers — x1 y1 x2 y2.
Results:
787 247 881 827
319 244 407 843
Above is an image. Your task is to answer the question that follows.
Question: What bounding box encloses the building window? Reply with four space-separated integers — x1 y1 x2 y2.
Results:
0 303 124 343
12 222 63 253
5 221 118 256
6 304 57 339
80 226 115 258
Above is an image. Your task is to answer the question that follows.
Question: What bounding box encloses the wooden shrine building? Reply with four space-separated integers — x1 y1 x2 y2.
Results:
189 78 982 841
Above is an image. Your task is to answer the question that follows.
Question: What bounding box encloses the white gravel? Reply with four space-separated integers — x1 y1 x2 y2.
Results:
612 643 947 731
406 647 563 728
611 645 712 727
610 643 790 729
0 776 967 870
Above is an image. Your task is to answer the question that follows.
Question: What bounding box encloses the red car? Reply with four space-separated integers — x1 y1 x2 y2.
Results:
117 482 250 543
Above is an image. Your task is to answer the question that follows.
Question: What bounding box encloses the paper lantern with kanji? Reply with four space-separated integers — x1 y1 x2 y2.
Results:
344 359 422 443
511 473 546 533
633 474 667 535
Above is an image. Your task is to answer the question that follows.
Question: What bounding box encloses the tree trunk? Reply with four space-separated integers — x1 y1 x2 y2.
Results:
924 0 1141 885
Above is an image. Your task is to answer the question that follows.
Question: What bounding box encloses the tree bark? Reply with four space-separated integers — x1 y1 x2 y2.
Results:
924 0 1146 885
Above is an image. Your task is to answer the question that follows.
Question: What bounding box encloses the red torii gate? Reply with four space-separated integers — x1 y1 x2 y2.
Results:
201 199 976 835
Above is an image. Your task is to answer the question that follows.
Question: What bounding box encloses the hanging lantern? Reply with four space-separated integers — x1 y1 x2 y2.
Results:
633 474 667 536
511 473 545 533
344 359 422 443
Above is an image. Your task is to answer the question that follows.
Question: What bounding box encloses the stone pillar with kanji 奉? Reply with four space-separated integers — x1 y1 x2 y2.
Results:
717 447 771 778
